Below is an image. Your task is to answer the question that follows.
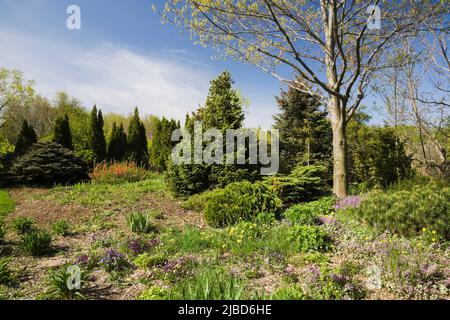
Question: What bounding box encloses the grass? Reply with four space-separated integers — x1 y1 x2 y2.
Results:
0 189 14 217
51 177 166 207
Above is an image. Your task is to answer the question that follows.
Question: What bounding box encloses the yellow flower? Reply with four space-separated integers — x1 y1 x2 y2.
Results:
365 237 370 241
432 230 436 235
432 238 436 242
422 228 427 232
237 239 242 244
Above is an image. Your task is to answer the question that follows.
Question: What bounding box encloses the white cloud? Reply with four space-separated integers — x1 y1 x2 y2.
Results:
0 28 213 120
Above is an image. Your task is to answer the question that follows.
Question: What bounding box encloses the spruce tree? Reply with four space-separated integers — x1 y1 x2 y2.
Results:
149 117 179 171
15 120 37 155
53 114 73 150
89 105 107 163
274 86 332 173
108 122 128 162
190 70 244 132
127 108 148 167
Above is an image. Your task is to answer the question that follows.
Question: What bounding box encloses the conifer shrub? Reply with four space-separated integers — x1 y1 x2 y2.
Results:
349 185 450 240
204 181 282 228
7 142 88 186
265 165 330 204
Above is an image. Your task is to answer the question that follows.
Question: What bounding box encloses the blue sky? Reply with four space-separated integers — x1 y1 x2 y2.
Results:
0 0 383 128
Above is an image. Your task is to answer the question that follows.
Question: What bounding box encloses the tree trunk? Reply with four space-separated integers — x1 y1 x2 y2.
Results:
330 97 348 199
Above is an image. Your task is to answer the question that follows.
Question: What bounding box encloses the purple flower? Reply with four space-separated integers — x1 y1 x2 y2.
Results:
75 254 89 265
306 265 321 283
334 196 362 210
100 248 128 271
331 273 349 285
318 215 338 225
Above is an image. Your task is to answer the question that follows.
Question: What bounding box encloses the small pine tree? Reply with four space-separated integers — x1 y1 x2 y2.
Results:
127 108 148 167
15 120 37 155
53 114 73 150
108 122 128 162
89 105 107 163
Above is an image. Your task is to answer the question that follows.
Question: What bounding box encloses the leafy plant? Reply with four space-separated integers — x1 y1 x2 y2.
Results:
287 226 332 253
0 222 5 245
52 220 71 236
12 216 35 235
126 212 157 234
134 253 167 269
138 286 169 300
204 181 282 228
45 264 88 300
90 162 151 184
271 284 308 300
169 268 245 300
0 258 13 285
20 230 52 256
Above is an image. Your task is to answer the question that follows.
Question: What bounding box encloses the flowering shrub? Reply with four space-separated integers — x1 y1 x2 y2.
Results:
90 162 150 184
302 264 366 300
334 196 362 210
99 248 129 272
368 234 449 299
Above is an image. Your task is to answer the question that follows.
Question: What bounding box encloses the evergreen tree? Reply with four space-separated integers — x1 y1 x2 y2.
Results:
53 114 73 150
89 105 107 163
167 71 259 197
274 86 332 173
15 120 37 155
149 117 179 171
347 113 412 189
127 108 148 167
108 122 128 162
188 70 244 132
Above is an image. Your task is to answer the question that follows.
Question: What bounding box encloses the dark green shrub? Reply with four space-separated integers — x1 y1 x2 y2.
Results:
266 165 330 204
20 230 52 256
12 216 35 235
285 197 335 226
8 143 88 186
350 185 450 240
53 114 73 150
285 205 318 226
14 120 37 156
204 181 282 228
287 225 332 252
